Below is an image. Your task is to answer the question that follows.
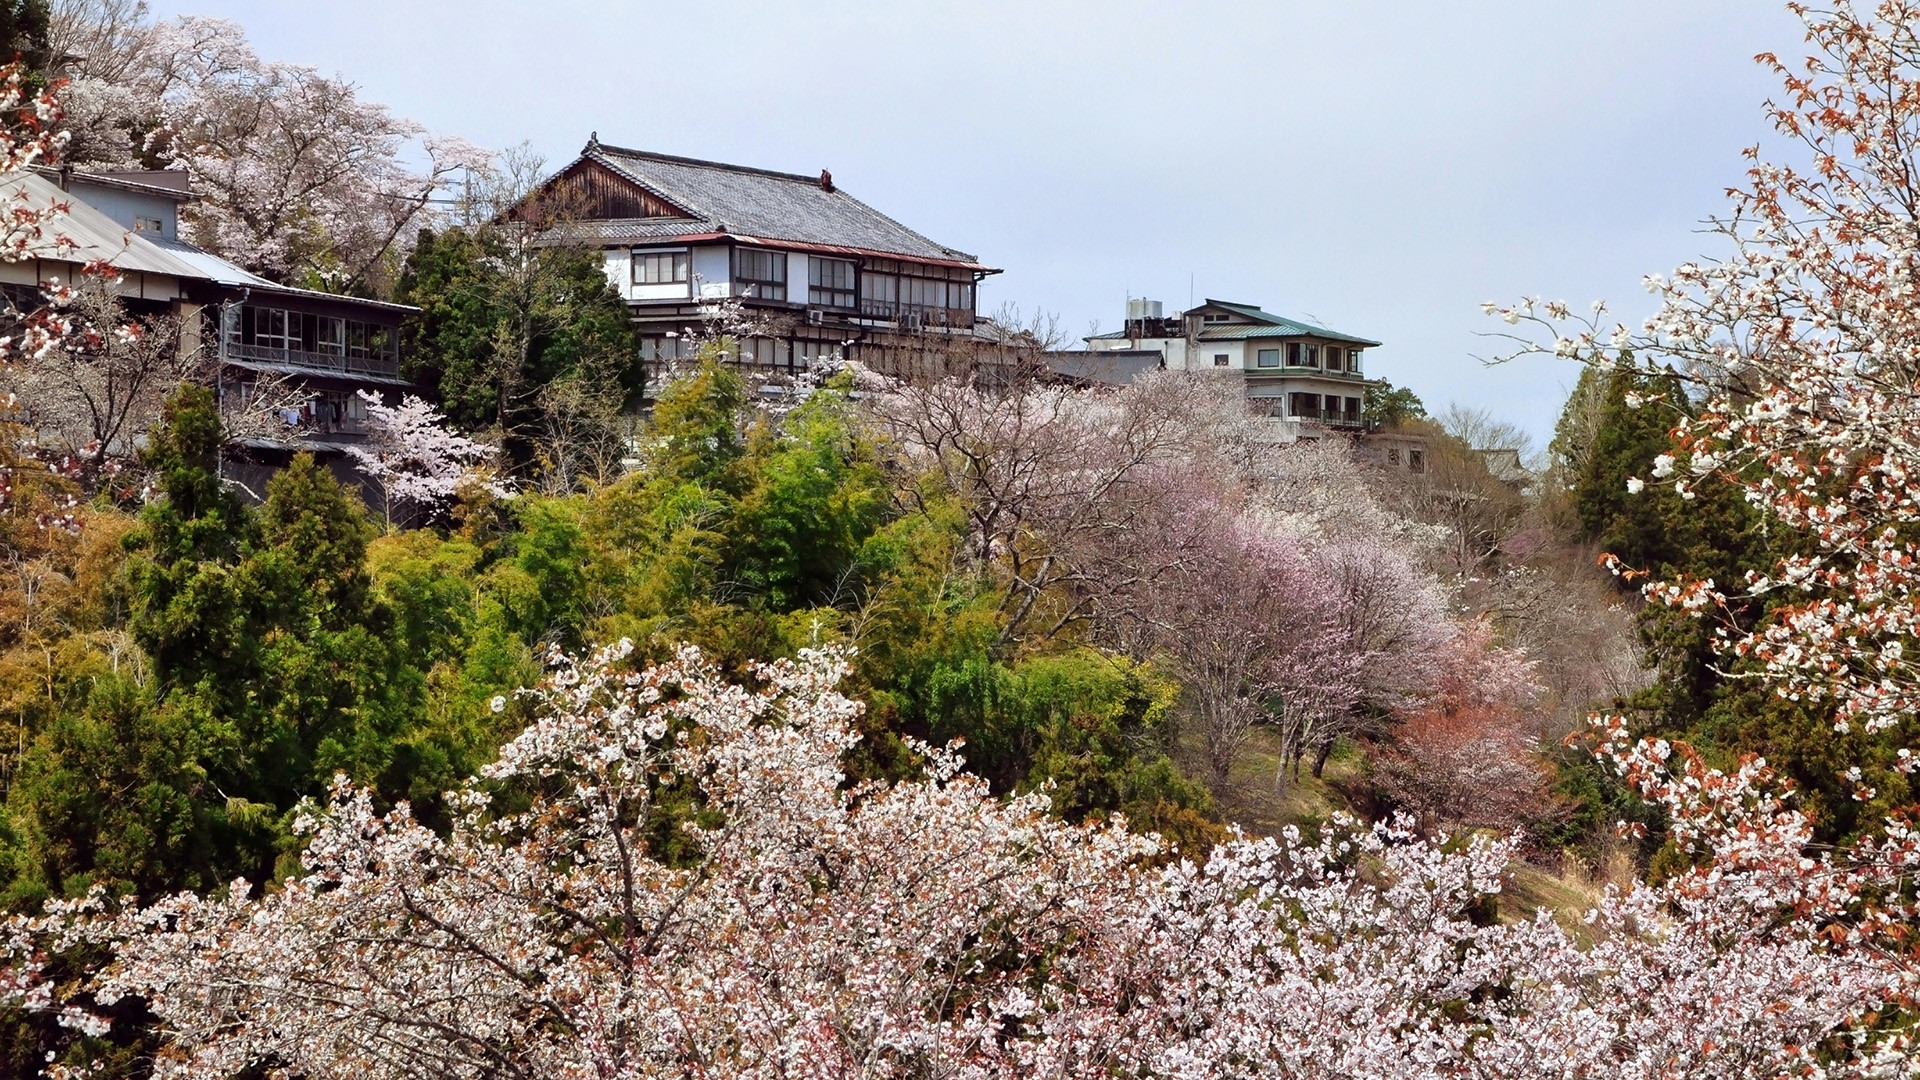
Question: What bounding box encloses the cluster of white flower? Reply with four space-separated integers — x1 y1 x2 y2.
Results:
0 641 1894 1078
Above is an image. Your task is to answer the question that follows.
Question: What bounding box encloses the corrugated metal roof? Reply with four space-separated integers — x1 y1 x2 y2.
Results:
1197 323 1376 345
1 174 416 314
222 358 414 386
146 236 279 288
145 236 416 313
2 172 208 280
584 144 989 267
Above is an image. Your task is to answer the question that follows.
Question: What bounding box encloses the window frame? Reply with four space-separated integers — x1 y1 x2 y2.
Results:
733 248 788 301
1256 347 1280 368
317 316 346 355
632 249 690 285
808 256 856 309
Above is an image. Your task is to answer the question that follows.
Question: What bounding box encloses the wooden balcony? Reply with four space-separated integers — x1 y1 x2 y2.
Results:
227 342 401 379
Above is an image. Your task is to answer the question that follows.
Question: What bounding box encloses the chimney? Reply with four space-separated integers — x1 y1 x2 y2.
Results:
819 168 833 192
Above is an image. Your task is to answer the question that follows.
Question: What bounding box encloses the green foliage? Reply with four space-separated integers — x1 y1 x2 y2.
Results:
1364 379 1426 428
0 370 1225 917
1546 366 1891 847
396 227 639 441
0 0 48 78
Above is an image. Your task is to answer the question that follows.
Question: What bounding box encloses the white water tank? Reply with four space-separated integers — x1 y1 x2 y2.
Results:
1126 298 1163 321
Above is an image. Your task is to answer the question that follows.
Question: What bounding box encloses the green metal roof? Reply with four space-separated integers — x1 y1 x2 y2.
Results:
1196 299 1381 346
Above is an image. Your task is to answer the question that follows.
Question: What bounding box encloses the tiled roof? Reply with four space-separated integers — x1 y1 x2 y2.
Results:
582 143 987 266
559 217 713 241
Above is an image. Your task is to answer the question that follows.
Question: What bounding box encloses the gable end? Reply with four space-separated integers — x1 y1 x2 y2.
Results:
543 159 691 221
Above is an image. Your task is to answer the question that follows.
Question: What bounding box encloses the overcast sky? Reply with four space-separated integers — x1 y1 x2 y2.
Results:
149 0 1794 447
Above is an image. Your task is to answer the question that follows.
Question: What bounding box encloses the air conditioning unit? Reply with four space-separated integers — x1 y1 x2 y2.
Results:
805 309 824 326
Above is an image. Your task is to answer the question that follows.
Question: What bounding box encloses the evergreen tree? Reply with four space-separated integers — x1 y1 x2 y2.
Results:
0 1 48 77
396 227 639 446
1364 379 1426 428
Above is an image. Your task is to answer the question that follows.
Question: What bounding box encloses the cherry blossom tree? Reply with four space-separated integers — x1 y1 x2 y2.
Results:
50 9 488 291
1371 619 1548 833
1066 461 1364 789
0 639 1904 1078
345 390 502 527
871 369 1188 648
1477 0 1920 1002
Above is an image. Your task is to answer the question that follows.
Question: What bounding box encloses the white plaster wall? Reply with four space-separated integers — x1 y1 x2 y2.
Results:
601 249 626 295
634 282 691 302
1199 341 1243 369
692 245 731 298
787 250 808 303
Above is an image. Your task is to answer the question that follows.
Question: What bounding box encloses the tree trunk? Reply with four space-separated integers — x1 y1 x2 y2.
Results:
1312 737 1335 778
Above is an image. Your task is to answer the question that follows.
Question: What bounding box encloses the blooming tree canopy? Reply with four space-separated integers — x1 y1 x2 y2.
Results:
345 390 502 524
54 12 488 290
0 641 1902 1078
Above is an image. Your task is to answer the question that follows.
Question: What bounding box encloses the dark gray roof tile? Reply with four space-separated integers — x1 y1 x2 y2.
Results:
585 144 983 265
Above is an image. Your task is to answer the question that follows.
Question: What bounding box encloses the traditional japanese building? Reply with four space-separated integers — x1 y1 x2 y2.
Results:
533 137 1000 380
0 166 418 460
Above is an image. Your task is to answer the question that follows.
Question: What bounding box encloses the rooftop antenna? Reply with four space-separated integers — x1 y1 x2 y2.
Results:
1188 273 1194 312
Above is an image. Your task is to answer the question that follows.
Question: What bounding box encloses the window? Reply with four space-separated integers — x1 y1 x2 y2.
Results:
1204 313 1231 323
1409 449 1426 472
316 317 345 355
797 340 841 367
857 259 976 323
252 307 289 350
641 336 685 366
1256 348 1280 368
633 250 690 285
1389 448 1402 465
1213 354 1230 367
1325 347 1343 373
860 271 897 310
734 249 787 301
1347 349 1362 372
1343 396 1360 416
134 216 163 234
1286 342 1303 366
1303 344 1320 368
808 257 855 308
739 336 793 368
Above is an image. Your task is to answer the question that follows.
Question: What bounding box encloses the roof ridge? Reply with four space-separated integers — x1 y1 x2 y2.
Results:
1202 298 1285 324
592 142 824 186
584 151 710 223
1200 298 1378 343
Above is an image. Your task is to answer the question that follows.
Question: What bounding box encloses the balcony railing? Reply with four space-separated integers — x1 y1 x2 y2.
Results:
227 342 400 379
854 300 975 329
1290 407 1369 429
1251 362 1367 379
